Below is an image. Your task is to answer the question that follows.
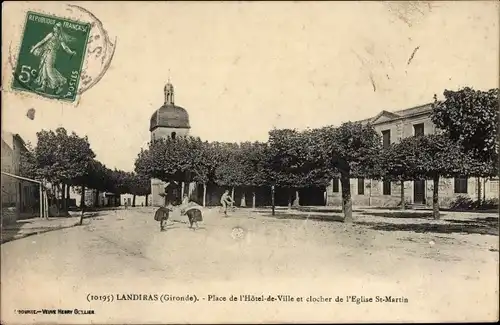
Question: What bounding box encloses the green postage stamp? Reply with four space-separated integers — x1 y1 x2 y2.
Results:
12 11 91 102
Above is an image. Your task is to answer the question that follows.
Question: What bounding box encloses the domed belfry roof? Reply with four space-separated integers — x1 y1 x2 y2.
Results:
149 82 191 131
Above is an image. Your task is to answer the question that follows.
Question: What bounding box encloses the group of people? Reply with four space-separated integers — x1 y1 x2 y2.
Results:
154 189 236 232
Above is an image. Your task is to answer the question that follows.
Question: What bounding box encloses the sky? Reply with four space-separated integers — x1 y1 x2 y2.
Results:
2 1 499 172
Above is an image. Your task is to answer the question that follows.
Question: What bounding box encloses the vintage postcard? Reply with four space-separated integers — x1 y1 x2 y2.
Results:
1 1 499 324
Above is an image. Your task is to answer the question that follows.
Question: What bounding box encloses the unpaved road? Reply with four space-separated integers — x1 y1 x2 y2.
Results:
1 207 498 323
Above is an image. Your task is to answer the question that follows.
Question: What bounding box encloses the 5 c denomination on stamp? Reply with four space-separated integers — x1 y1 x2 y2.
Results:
12 11 91 102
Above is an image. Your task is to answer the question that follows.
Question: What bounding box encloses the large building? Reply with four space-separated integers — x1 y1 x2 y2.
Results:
1 131 39 223
326 103 499 208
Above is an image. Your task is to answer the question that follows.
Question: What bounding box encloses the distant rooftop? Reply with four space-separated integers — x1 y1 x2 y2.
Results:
359 102 433 125
1 131 28 151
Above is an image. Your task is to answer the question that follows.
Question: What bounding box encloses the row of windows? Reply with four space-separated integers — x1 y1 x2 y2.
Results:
331 177 469 195
381 123 424 148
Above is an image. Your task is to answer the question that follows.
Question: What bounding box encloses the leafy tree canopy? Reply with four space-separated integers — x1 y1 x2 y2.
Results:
135 136 205 184
310 122 382 178
432 87 499 161
23 127 95 185
383 134 471 180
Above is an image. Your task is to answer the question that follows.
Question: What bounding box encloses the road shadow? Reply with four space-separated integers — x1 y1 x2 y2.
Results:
253 207 361 214
441 208 498 214
1 223 23 244
444 217 499 228
366 206 498 214
160 224 207 232
79 212 102 222
356 217 499 236
161 225 183 230
296 207 362 213
262 213 345 223
1 214 89 244
359 211 444 219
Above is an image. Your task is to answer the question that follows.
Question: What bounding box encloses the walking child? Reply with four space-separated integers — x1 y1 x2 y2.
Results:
154 204 173 232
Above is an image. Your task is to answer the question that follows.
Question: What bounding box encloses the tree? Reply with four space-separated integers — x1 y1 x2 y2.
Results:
19 142 38 179
26 128 95 215
239 141 270 208
432 87 498 160
381 143 417 210
110 170 131 195
135 136 205 204
136 137 193 183
191 141 220 206
311 122 382 223
432 87 499 205
214 142 245 203
266 129 330 214
128 173 151 207
77 159 109 208
389 134 472 219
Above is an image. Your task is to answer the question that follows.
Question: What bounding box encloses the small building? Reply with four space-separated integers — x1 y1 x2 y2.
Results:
83 189 120 207
1 131 40 224
121 193 147 207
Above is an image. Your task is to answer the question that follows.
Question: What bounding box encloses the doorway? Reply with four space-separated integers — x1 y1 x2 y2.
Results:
413 180 425 204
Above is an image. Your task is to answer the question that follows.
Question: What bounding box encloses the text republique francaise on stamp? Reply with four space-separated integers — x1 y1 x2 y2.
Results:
12 11 91 102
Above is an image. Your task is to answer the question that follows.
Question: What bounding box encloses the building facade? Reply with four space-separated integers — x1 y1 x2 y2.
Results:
149 82 198 207
326 103 499 208
82 189 120 207
1 132 39 223
121 193 147 207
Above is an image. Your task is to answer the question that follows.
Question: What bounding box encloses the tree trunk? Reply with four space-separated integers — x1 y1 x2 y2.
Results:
477 177 481 207
324 190 327 206
39 186 44 219
252 191 256 209
400 180 405 210
340 174 353 223
79 185 86 225
94 190 99 208
61 183 66 212
66 185 71 210
231 187 235 202
369 179 373 207
271 185 275 216
483 178 487 203
240 192 246 207
145 194 148 206
203 183 207 207
58 184 63 210
432 176 440 220
181 182 185 201
44 189 49 220
287 188 292 210
132 195 136 207
55 183 60 211
293 190 300 207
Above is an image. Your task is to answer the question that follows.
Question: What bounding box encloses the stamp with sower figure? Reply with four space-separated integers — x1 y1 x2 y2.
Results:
12 11 91 102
